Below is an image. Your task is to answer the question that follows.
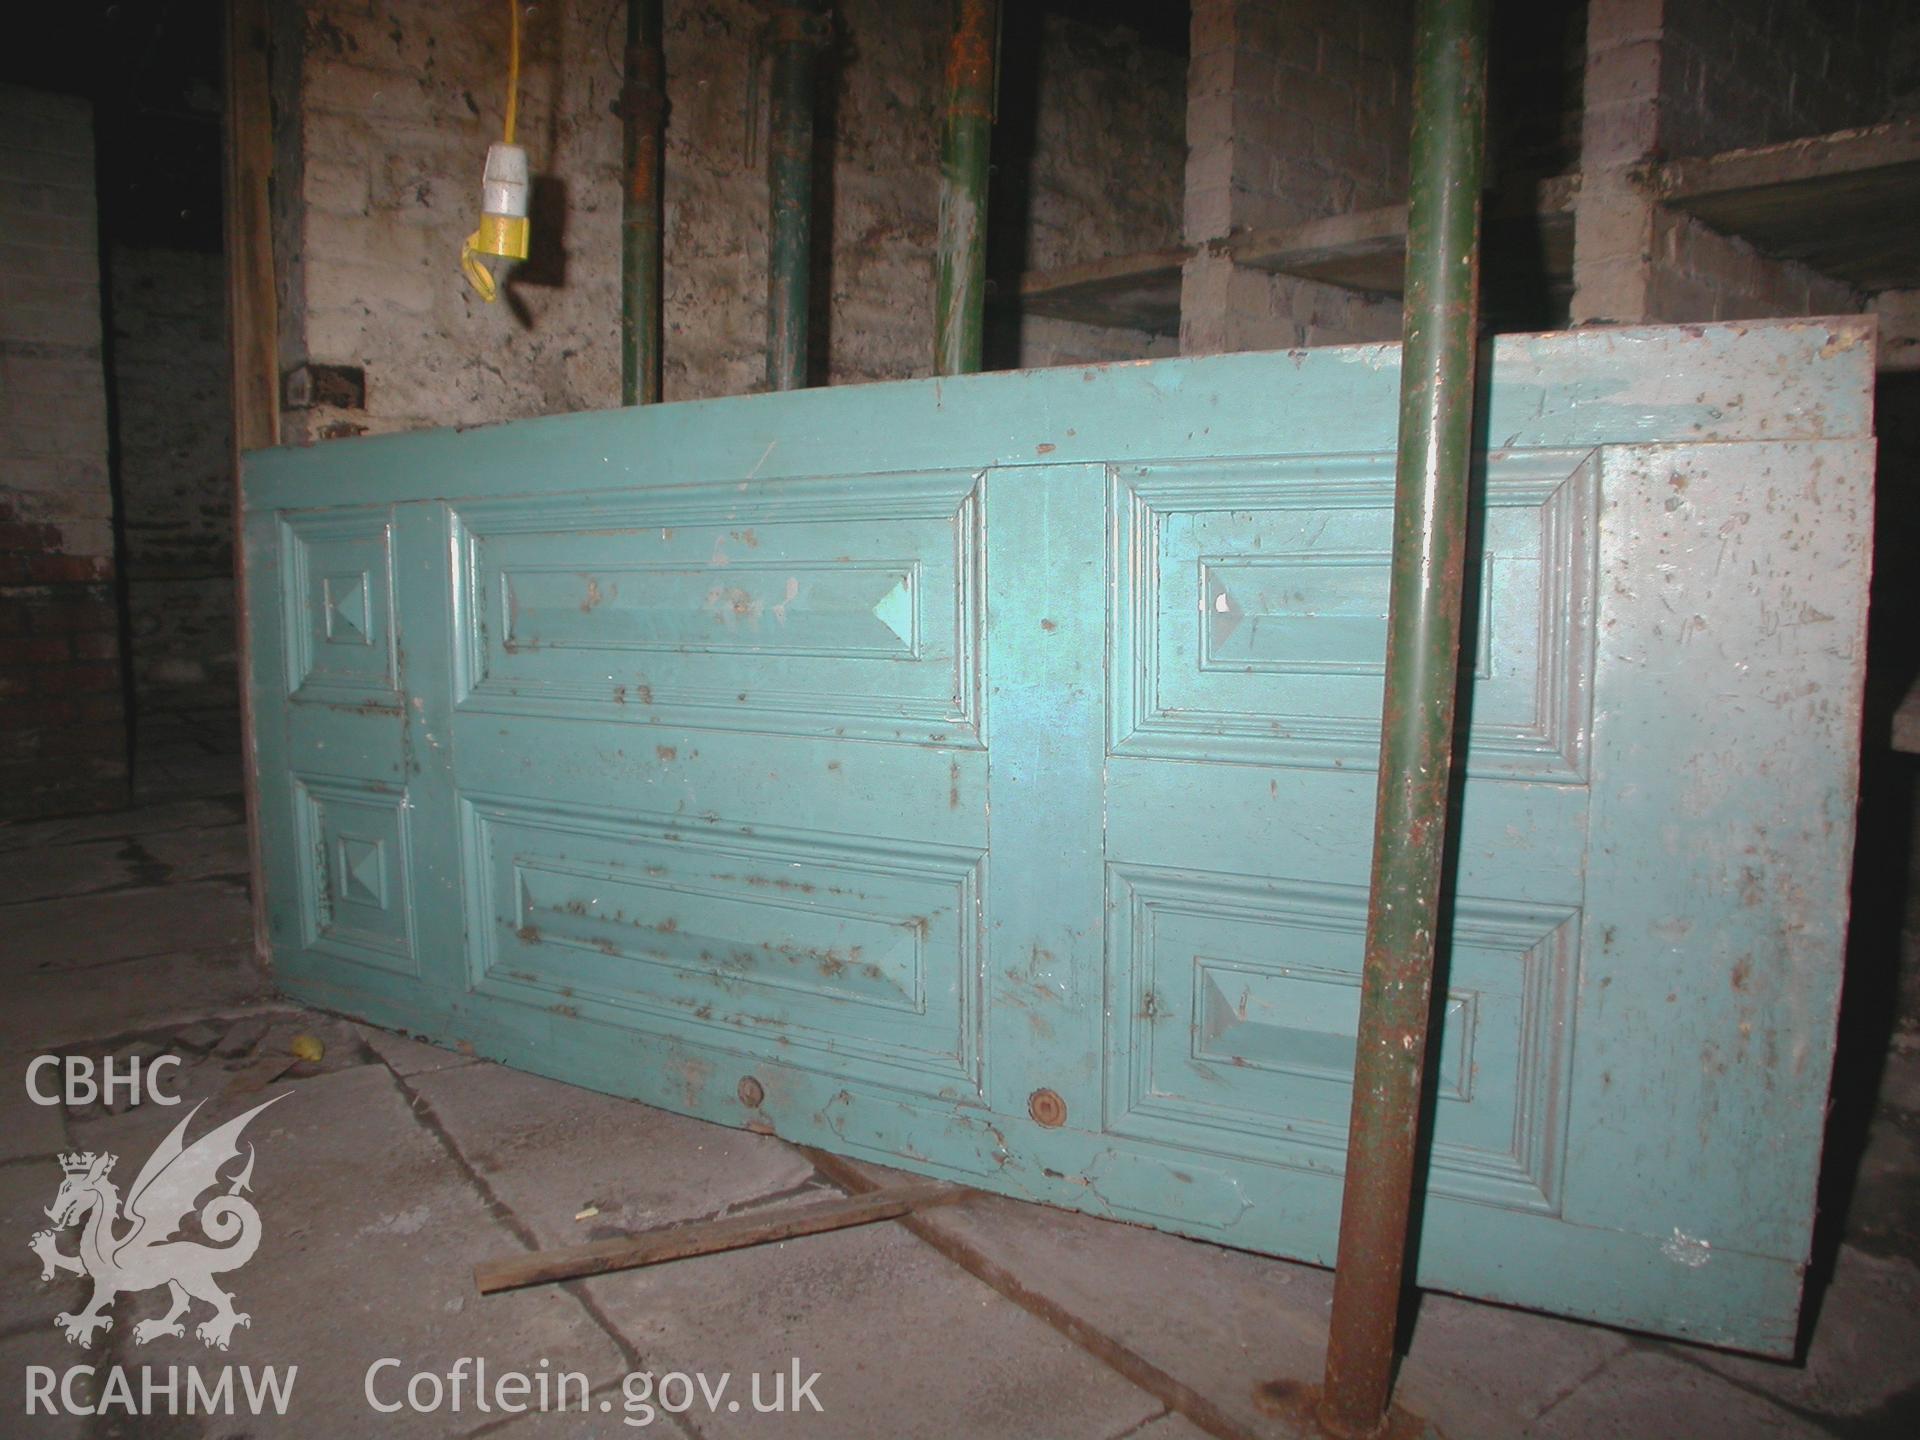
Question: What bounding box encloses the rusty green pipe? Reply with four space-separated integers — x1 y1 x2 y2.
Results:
1318 0 1490 1435
765 1 830 392
621 0 664 406
934 0 994 375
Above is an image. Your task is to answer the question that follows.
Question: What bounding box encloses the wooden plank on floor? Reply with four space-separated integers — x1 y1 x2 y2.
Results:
474 1179 970 1294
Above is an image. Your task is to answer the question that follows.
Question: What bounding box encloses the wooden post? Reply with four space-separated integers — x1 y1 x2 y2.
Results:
223 0 280 965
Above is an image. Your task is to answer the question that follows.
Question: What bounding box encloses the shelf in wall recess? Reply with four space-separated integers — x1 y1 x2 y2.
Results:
1652 116 1920 293
1228 173 1582 300
1005 244 1194 336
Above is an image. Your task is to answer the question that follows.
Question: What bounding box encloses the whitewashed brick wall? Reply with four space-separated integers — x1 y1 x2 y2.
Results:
1179 0 1412 357
274 0 1186 442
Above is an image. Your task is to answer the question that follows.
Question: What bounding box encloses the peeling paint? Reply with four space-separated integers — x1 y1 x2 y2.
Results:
1661 1229 1713 1268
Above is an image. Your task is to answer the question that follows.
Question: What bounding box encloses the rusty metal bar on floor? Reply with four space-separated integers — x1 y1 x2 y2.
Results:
1315 0 1492 1435
765 0 832 392
620 0 665 406
934 0 995 375
805 1148 1266 1440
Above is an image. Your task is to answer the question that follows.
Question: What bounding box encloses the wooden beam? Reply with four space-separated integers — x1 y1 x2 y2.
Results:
223 0 278 967
473 1180 970 1294
225 0 279 452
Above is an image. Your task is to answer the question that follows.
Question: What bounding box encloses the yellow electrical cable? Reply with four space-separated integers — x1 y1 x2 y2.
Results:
503 0 520 146
461 0 525 302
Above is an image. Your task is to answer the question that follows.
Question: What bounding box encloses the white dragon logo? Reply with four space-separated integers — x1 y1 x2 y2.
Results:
29 1096 284 1350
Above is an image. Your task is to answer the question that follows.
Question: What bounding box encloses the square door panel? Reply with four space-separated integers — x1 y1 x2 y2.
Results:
463 794 984 1097
1110 451 1597 780
291 775 416 974
280 508 398 705
1105 862 1578 1215
450 471 982 746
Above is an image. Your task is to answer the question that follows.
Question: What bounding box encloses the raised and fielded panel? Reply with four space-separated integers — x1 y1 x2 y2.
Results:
245 319 1874 1355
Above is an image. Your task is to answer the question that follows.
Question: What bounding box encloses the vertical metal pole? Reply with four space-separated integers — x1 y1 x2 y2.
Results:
765 1 830 392
1319 1 1489 1436
621 0 665 406
934 0 994 375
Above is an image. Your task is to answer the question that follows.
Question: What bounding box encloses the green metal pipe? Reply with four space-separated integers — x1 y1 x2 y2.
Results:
620 0 664 406
1318 0 1490 1435
765 1 831 392
934 0 994 375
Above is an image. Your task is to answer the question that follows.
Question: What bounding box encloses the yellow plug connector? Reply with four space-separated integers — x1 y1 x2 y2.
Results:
462 0 528 303
461 143 530 302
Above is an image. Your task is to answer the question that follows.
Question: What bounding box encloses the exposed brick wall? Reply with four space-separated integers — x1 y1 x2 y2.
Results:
1179 0 1411 357
0 86 128 819
1645 207 1858 323
1571 0 1874 326
1651 1 1890 321
269 0 310 390
1659 0 1899 160
109 246 238 745
1019 16 1185 276
1568 2 1663 325
988 12 1185 368
272 0 1184 442
1185 0 1409 238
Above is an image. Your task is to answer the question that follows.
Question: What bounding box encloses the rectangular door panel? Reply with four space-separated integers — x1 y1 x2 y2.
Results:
1104 863 1577 1216
462 794 984 1098
1110 450 1596 780
450 471 982 747
277 507 401 708
289 772 419 978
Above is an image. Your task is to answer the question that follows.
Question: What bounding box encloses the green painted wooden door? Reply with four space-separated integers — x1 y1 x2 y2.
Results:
245 319 1873 1355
